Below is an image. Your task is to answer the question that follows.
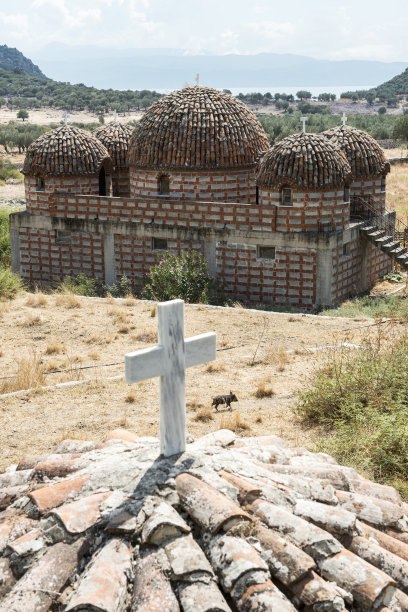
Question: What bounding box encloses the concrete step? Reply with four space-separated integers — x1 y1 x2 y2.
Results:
374 236 394 247
360 225 378 234
388 246 407 257
367 230 386 240
396 253 408 264
382 240 401 252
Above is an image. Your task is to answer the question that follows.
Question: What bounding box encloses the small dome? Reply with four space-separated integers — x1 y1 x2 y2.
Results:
129 86 269 170
257 132 351 189
94 122 134 170
22 125 111 176
323 125 390 178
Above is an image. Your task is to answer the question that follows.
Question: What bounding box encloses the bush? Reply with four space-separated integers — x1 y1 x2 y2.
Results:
59 273 102 297
106 275 132 298
0 266 24 299
143 250 212 303
296 325 408 496
0 210 10 265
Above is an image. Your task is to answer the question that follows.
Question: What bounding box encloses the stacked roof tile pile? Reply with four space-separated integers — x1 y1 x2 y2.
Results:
257 133 352 190
95 122 134 170
128 86 270 170
22 125 111 176
1 428 408 611
323 126 390 179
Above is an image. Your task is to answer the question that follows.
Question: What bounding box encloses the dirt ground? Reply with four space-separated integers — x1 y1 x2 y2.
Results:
0 293 387 470
0 108 144 127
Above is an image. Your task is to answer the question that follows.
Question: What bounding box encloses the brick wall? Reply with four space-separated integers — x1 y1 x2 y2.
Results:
114 236 204 286
25 175 103 215
19 227 104 285
331 239 362 303
129 168 257 203
351 178 386 213
258 188 348 232
216 242 317 308
44 193 277 232
112 168 130 198
365 241 393 287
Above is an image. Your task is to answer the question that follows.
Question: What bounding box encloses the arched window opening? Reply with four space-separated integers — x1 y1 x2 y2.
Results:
158 175 170 195
36 176 45 192
99 167 106 196
344 186 350 203
280 186 292 206
255 186 259 205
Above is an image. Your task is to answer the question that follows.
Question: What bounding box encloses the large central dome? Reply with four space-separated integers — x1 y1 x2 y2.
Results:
129 86 269 170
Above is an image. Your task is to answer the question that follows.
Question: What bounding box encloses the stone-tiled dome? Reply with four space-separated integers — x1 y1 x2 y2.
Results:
323 125 390 179
257 133 351 189
22 125 111 176
1 429 408 611
128 86 269 170
94 122 134 170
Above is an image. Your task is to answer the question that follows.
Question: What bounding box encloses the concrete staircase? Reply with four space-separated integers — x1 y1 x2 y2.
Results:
360 223 408 270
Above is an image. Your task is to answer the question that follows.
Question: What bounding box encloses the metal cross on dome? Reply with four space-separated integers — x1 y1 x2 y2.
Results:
342 112 348 126
125 300 216 457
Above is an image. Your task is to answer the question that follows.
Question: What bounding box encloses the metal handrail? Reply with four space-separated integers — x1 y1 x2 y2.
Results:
350 195 408 246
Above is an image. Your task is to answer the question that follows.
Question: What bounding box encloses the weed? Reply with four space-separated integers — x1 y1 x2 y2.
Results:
88 351 100 360
0 352 45 393
266 346 290 371
125 392 136 403
45 342 64 355
150 305 156 318
25 292 48 307
194 405 214 422
118 325 130 334
59 273 101 297
54 293 81 309
206 361 225 373
0 267 24 300
21 313 42 327
255 415 263 423
220 411 251 433
187 398 203 411
133 329 157 343
254 379 275 398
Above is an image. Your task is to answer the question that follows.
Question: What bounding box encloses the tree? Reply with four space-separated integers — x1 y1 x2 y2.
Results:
366 92 375 105
378 106 387 115
393 115 408 140
296 90 312 101
17 109 28 121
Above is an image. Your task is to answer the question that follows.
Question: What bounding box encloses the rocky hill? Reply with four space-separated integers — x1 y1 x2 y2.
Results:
0 45 47 79
376 66 408 97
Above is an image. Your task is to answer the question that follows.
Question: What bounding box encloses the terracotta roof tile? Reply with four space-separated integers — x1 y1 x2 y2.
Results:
22 125 111 177
16 455 48 471
0 430 407 611
55 439 96 454
129 86 269 170
65 538 132 612
33 456 88 480
95 122 134 170
323 125 390 178
256 132 351 190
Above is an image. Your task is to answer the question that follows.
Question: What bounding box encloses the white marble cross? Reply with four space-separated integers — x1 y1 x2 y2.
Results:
63 111 69 125
125 300 216 457
342 112 348 126
300 116 308 133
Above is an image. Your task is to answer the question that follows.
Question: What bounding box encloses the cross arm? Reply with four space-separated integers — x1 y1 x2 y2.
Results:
185 332 216 368
125 345 165 384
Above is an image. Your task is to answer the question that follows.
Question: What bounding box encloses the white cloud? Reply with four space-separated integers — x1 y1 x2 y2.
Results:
248 20 296 39
32 0 101 30
0 11 30 39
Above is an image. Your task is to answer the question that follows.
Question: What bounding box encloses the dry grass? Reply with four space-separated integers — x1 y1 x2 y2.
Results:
220 411 251 433
133 329 157 343
265 345 290 371
0 353 45 394
150 306 157 318
0 349 3 357
206 361 225 373
88 351 100 360
21 313 43 327
108 308 128 323
54 293 81 309
254 378 275 398
118 325 130 334
45 341 64 355
125 392 136 403
193 405 214 422
387 162 408 221
25 292 48 308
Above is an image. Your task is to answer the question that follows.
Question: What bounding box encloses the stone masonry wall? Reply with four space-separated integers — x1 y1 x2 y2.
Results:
112 168 130 198
129 168 257 203
258 188 348 232
216 242 317 307
365 240 393 287
18 227 104 285
331 238 362 303
25 175 102 211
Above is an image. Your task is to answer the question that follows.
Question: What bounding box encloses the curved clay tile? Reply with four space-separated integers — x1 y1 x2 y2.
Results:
94 122 134 170
22 125 111 176
128 86 270 170
323 125 390 179
257 132 352 190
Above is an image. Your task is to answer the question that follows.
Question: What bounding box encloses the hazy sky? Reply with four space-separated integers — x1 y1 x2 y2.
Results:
1 0 407 61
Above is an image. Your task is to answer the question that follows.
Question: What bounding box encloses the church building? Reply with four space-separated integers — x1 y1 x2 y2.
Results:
9 86 397 309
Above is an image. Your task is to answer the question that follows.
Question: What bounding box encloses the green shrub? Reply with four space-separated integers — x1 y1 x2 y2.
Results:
143 250 212 303
0 266 23 299
296 328 408 496
0 210 10 266
59 273 102 297
106 275 132 298
320 295 408 320
0 158 23 182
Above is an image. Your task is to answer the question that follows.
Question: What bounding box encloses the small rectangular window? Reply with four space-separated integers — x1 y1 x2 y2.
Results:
36 176 45 192
152 237 168 251
282 188 292 206
381 177 386 192
342 242 350 257
258 245 276 260
344 187 350 203
55 230 72 244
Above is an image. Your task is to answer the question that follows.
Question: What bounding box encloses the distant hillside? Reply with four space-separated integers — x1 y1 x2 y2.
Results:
0 45 47 79
376 67 408 96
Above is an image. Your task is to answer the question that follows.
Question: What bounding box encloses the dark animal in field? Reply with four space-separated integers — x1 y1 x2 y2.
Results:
212 392 238 412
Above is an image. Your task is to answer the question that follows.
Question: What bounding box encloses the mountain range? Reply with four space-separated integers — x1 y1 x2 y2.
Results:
30 43 407 90
0 45 47 79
